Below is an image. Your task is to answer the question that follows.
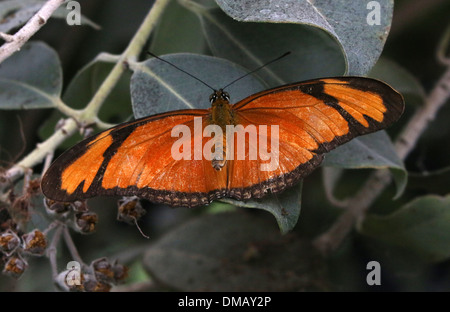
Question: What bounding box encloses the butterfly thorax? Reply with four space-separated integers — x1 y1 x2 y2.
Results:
210 89 234 127
209 89 234 170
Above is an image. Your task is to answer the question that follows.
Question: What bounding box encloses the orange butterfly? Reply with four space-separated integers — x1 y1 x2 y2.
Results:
41 76 404 208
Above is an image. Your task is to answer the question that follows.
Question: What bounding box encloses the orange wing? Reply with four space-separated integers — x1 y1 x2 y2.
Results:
225 77 404 200
41 109 229 207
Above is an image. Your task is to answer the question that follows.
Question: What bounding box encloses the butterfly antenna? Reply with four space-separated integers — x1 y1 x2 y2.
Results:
221 51 291 90
147 52 216 92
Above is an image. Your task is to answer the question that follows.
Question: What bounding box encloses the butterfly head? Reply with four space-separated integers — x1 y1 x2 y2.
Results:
209 89 230 104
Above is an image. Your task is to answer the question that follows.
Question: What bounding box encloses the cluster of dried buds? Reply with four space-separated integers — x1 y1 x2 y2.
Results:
1 228 47 279
44 198 135 291
55 257 128 292
44 199 98 234
1 189 138 289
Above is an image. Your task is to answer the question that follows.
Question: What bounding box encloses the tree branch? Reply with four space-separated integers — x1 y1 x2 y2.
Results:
0 0 65 64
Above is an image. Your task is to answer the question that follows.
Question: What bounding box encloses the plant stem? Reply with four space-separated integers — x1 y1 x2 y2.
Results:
80 0 171 120
63 226 83 264
48 224 64 281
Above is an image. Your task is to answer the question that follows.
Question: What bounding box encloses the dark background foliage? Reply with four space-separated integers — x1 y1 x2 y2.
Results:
0 0 449 291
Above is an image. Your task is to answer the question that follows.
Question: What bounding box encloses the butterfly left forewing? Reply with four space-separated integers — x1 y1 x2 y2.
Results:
41 109 227 207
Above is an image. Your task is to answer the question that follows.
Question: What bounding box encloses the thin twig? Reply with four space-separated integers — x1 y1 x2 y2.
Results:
42 220 60 235
0 0 65 64
63 226 83 264
314 64 450 255
47 224 64 281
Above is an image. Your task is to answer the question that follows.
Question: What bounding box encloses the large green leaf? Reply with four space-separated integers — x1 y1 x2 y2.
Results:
221 182 302 234
369 58 426 107
62 57 132 119
143 211 326 291
323 132 402 170
359 194 450 263
192 7 345 86
0 0 99 33
130 53 266 118
0 41 62 109
213 0 394 75
0 0 45 33
149 0 206 55
39 55 132 148
322 131 407 198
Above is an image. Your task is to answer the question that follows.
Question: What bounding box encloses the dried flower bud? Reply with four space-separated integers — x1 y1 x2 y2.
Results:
82 272 112 292
92 258 114 284
22 229 47 256
44 198 72 219
112 261 128 283
55 269 84 292
3 254 28 278
84 280 112 292
117 196 146 225
0 229 20 256
73 212 98 234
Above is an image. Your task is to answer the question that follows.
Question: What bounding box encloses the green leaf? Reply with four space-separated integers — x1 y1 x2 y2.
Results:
0 41 62 109
359 194 450 263
149 0 206 54
322 131 407 198
143 211 326 291
195 7 345 86
0 0 43 33
0 0 100 32
213 0 394 75
221 182 302 234
130 53 266 118
369 58 426 107
62 57 132 120
39 55 132 147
